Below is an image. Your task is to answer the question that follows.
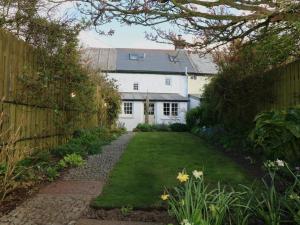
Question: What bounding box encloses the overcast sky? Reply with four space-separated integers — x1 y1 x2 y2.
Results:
57 2 174 49
78 24 174 50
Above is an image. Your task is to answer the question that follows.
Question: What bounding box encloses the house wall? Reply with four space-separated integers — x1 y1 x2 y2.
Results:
118 101 144 131
155 102 187 124
107 73 188 97
117 101 188 131
188 75 212 95
189 97 200 109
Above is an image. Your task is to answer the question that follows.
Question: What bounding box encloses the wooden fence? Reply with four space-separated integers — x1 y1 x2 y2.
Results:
269 60 300 109
0 29 98 151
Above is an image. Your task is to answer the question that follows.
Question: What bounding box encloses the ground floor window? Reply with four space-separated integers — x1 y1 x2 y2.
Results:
163 103 170 116
171 103 178 116
163 102 179 116
123 102 133 115
144 103 155 115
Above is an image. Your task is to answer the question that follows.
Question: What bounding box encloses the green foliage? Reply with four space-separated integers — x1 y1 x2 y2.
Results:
60 153 85 167
135 123 187 132
45 167 59 182
185 107 203 130
135 123 154 132
52 142 86 158
198 32 298 132
169 123 188 132
52 127 122 157
166 171 243 225
166 161 300 225
120 205 133 216
250 106 300 164
152 124 171 132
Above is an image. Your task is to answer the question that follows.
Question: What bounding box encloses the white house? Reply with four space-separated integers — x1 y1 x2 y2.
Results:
83 48 217 131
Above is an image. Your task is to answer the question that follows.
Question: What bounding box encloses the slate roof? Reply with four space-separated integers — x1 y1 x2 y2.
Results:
82 48 218 75
121 92 189 102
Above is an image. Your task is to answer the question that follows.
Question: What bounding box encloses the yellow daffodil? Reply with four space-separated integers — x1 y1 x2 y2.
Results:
177 171 189 183
161 193 169 201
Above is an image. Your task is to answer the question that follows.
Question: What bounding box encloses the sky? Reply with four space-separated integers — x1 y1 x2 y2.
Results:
56 2 175 50
78 24 174 50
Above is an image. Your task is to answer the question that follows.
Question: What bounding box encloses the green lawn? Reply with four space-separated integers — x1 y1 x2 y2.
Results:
92 132 251 208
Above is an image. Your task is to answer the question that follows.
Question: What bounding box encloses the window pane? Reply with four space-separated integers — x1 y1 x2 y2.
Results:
133 83 139 90
171 103 178 116
163 103 170 116
165 78 171 86
124 102 133 115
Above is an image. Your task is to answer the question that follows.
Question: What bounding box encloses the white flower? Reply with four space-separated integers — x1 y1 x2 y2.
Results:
70 92 76 98
192 170 203 179
276 159 285 167
181 219 193 225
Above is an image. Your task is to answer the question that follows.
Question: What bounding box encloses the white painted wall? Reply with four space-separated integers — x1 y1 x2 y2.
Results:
107 73 188 97
155 102 187 125
117 101 188 131
188 75 212 95
118 101 144 131
189 97 201 109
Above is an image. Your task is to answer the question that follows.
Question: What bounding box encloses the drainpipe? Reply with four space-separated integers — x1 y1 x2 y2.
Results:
185 67 190 110
185 67 189 97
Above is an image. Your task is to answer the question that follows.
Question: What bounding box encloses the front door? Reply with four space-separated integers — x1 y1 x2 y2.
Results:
144 102 155 124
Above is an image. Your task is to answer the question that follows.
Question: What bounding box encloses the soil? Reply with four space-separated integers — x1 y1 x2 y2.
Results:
0 182 45 217
84 208 177 225
212 141 265 179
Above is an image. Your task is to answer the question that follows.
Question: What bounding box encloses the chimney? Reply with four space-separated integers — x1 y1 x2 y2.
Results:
174 35 186 50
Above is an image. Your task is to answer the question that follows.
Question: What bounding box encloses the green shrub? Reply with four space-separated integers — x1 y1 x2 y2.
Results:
186 107 203 130
152 124 170 132
59 153 85 167
52 142 86 158
249 106 300 164
169 123 188 132
136 123 154 132
45 167 59 181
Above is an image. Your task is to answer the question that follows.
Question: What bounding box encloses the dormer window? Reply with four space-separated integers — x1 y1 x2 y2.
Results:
169 55 179 63
133 82 139 90
129 53 146 61
129 54 139 60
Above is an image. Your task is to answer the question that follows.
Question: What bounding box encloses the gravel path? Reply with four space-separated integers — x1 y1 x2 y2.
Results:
0 132 135 225
63 133 134 181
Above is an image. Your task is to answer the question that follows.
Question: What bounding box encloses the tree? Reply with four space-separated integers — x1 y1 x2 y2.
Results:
69 0 300 50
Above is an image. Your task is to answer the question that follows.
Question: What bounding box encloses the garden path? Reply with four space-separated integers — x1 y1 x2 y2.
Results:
0 132 146 225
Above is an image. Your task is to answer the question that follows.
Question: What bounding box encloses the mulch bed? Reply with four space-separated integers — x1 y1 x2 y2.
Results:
84 208 176 224
0 183 41 217
220 148 264 179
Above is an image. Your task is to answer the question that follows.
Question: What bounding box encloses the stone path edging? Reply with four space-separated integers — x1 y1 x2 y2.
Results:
76 219 163 225
0 132 134 225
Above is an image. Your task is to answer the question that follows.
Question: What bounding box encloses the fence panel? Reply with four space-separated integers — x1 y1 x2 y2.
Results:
0 29 98 151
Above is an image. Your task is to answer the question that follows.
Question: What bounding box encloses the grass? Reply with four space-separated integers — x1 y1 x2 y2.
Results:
92 132 252 208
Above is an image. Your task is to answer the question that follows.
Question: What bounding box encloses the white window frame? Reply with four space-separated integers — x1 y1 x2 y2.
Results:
163 102 179 117
133 82 139 90
123 102 133 115
171 103 179 116
163 103 170 116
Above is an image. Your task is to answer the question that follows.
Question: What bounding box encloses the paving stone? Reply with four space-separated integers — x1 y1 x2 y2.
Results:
0 133 135 225
76 219 163 225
